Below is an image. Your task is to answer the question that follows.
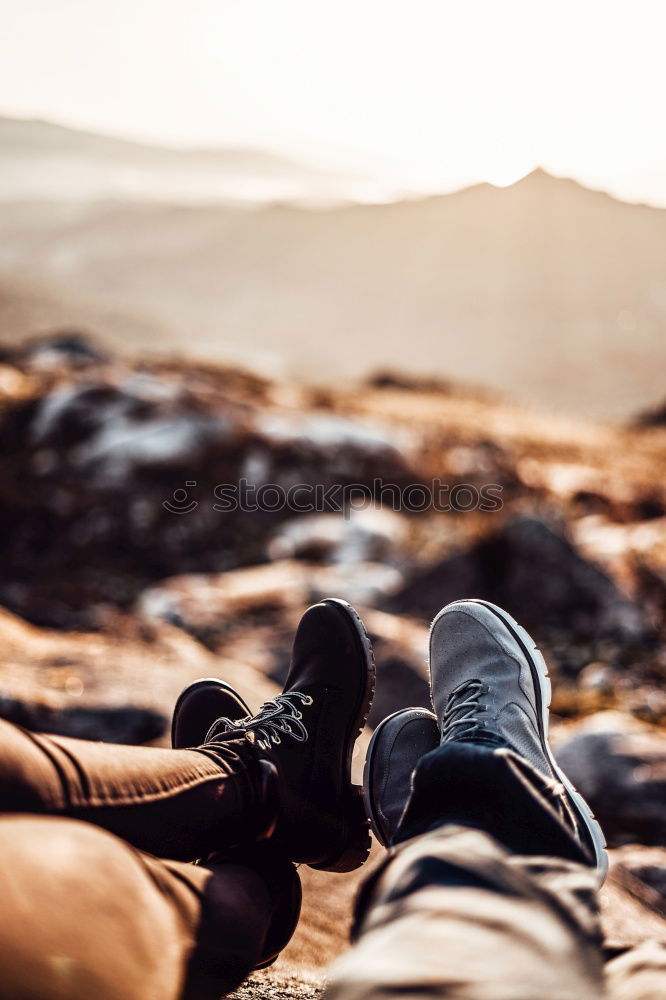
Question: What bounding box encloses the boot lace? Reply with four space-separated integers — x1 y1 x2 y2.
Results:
205 691 314 751
441 679 487 741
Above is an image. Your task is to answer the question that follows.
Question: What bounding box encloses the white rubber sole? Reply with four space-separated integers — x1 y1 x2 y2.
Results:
431 599 608 880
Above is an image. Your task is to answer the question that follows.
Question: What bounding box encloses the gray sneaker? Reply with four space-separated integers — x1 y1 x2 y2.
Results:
430 599 608 876
363 708 439 847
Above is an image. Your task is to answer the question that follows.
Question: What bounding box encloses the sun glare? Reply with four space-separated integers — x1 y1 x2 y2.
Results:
483 164 537 188
2 0 666 205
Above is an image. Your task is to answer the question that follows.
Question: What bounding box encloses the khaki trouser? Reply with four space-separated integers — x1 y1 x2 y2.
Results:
327 825 666 1000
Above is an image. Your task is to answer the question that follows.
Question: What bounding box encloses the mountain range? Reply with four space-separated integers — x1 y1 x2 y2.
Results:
1 117 664 419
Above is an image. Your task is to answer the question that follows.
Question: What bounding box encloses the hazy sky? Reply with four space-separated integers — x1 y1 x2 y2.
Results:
3 0 666 203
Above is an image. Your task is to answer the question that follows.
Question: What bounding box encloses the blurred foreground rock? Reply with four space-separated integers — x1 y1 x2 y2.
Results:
0 604 277 745
386 516 655 672
0 335 417 627
137 561 404 644
609 845 666 918
0 696 165 744
555 712 666 846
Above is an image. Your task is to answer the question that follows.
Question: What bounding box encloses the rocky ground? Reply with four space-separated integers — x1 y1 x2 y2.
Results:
0 330 665 993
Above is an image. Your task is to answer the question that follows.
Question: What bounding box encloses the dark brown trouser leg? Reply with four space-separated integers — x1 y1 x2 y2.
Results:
0 718 268 858
0 814 281 1000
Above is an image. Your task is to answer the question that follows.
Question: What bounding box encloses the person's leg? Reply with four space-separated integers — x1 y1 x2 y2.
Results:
605 942 666 1000
331 600 609 1000
0 814 300 1000
0 716 275 860
329 824 603 1000
0 598 375 872
0 598 376 1000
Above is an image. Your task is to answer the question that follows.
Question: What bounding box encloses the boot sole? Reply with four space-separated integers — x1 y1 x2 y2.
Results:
434 599 609 879
309 598 376 873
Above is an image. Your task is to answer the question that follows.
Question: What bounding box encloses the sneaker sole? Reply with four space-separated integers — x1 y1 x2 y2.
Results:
363 707 438 847
433 599 608 879
309 598 376 873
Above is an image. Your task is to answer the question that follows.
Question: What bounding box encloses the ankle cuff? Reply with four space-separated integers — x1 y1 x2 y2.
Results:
397 742 592 866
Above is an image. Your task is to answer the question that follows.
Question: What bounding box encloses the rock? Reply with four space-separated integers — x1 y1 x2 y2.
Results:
0 696 166 744
0 373 252 625
138 562 310 641
385 516 654 666
0 360 417 626
609 845 666 917
633 398 666 429
0 364 36 402
555 712 666 847
27 377 232 482
229 973 322 1000
518 461 666 522
306 563 404 609
0 330 108 370
365 370 455 394
574 515 666 556
254 410 411 470
572 515 666 596
137 561 404 643
600 870 666 951
0 602 279 750
267 508 407 564
361 610 431 729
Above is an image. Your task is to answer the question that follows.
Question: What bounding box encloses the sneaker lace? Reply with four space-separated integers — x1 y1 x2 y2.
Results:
205 691 314 752
441 679 487 741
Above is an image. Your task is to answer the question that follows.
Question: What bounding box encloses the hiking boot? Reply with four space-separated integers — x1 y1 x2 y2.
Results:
172 681 299 969
172 676 279 846
428 599 607 876
205 599 376 872
171 677 252 750
363 708 439 847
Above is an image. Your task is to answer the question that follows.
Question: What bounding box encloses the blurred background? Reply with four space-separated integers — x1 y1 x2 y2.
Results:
3 0 666 416
1 0 666 983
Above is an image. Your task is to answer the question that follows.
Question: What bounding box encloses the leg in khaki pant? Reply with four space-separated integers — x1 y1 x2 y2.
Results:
332 600 666 1000
327 825 605 1000
328 823 666 1000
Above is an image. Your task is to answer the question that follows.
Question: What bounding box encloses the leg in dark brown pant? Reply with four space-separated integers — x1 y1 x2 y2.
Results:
0 719 299 999
0 814 293 1000
0 718 272 859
